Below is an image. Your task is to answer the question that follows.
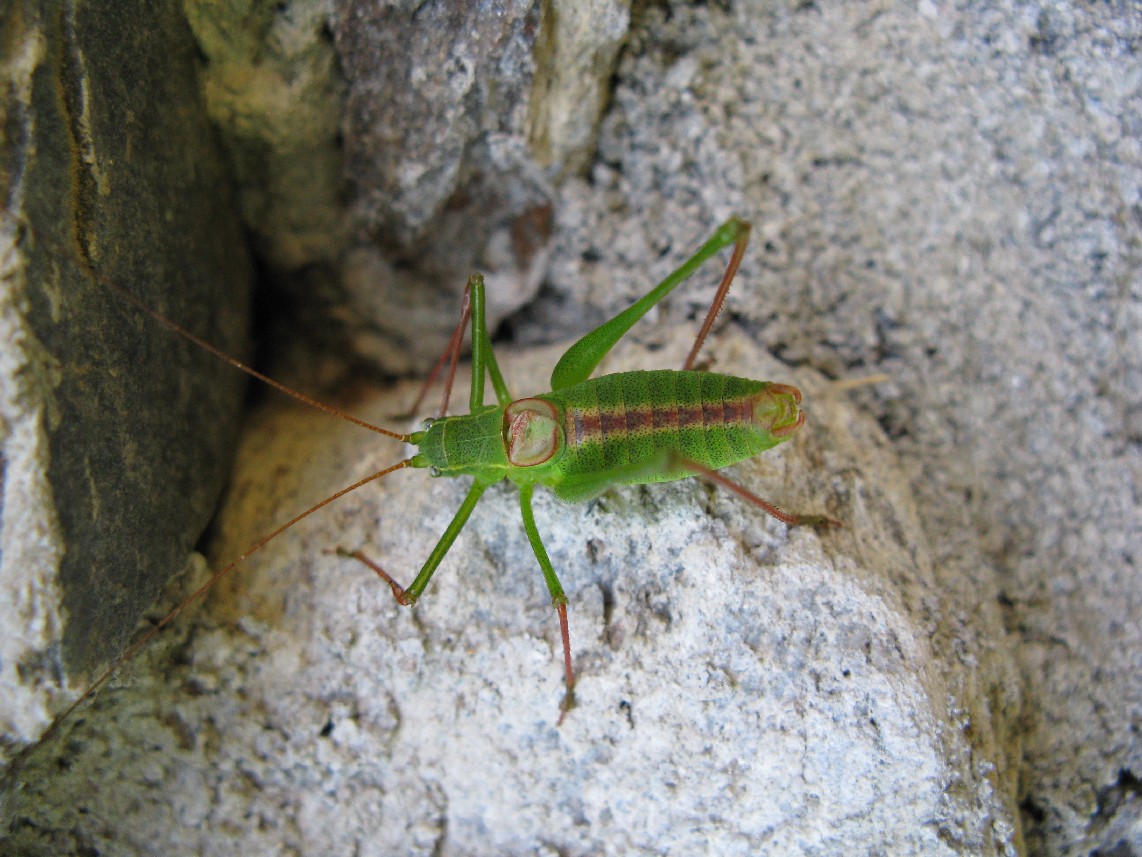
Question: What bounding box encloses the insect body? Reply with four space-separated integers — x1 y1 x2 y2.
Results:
334 217 835 720
69 216 835 727
415 373 805 492
414 372 807 515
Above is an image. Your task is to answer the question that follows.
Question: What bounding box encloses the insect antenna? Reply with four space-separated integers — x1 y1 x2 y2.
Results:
44 267 421 734
93 267 413 441
50 459 414 732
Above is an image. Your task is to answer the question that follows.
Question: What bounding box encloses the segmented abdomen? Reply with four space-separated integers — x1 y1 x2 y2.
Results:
550 370 778 483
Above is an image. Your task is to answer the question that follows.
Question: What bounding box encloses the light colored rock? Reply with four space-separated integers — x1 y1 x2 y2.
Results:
528 0 632 176
184 0 345 271
531 3 1141 853
4 329 1017 855
180 0 636 376
8 1 1139 854
326 0 555 373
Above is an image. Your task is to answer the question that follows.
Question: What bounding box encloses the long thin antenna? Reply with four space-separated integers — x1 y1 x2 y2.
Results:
50 458 414 732
92 268 413 442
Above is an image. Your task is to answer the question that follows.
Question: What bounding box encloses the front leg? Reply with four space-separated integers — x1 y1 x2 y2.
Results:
517 483 575 723
337 481 489 605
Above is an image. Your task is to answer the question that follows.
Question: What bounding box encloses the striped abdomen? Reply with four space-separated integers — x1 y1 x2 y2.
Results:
545 370 803 489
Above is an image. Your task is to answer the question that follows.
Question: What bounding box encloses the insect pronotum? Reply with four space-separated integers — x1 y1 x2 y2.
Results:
63 216 837 727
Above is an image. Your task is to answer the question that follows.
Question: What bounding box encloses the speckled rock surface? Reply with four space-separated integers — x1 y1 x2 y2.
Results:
182 0 622 374
3 329 1017 855
524 4 1142 853
4 1 1139 854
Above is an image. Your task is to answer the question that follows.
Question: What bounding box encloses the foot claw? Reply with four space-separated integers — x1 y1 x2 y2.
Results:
557 687 577 727
797 514 842 529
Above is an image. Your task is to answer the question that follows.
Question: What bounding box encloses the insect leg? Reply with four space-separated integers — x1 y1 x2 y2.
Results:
550 451 676 504
517 483 575 722
53 460 415 732
338 480 489 604
550 217 752 390
402 284 472 419
681 221 750 371
673 455 841 528
407 270 514 416
466 274 512 407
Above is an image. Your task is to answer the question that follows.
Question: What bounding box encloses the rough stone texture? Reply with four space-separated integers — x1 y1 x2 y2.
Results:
1 330 1018 855
528 0 632 177
327 0 554 374
514 3 1141 854
4 0 1140 854
0 0 631 771
180 0 630 378
0 0 250 766
183 0 345 272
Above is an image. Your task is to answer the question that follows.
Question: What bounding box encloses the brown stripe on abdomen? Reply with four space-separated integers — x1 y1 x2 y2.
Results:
624 406 654 434
566 397 754 447
652 401 678 431
722 396 750 426
583 402 658 444
599 405 626 441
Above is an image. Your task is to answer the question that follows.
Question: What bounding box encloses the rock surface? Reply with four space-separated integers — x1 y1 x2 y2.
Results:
527 4 1142 853
0 0 250 766
4 1 1140 854
3 330 1017 855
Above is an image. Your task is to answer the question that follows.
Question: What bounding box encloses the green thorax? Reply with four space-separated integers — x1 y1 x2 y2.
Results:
411 405 510 479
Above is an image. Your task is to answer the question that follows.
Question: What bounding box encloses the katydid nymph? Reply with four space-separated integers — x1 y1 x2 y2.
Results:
65 216 837 728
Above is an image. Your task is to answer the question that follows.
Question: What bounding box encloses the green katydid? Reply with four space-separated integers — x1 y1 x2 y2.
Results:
63 216 836 728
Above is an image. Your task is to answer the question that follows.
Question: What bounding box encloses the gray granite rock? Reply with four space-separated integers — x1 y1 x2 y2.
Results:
527 4 1142 853
5 1 1140 855
5 329 1018 855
